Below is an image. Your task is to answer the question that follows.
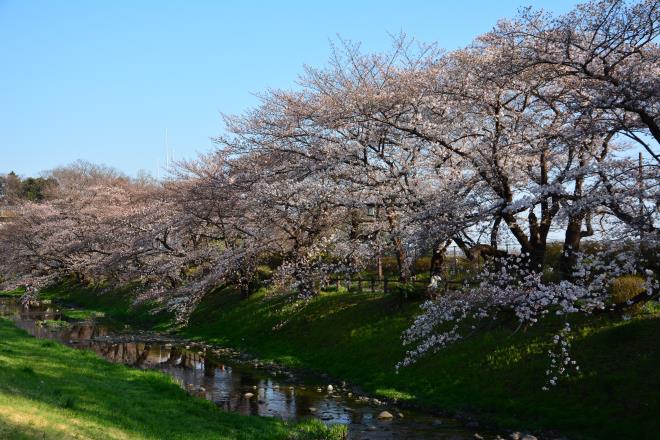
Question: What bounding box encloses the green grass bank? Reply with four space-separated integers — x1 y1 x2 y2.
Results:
19 283 660 439
0 317 344 440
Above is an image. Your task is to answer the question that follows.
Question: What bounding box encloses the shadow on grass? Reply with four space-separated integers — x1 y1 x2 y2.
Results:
184 287 660 439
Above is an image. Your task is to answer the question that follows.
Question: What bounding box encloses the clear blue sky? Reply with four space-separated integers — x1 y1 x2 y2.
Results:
0 0 580 178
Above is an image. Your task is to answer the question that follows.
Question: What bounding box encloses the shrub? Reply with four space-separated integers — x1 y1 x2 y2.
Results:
392 282 423 301
413 256 432 275
610 275 646 314
543 243 563 278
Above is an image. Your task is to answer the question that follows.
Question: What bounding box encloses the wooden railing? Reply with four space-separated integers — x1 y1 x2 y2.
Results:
326 276 479 295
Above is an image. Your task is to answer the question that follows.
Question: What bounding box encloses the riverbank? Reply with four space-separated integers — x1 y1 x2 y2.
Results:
26 283 660 439
0 317 345 440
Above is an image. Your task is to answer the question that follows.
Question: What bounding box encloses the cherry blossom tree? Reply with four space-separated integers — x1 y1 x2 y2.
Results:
486 0 660 161
1 0 657 343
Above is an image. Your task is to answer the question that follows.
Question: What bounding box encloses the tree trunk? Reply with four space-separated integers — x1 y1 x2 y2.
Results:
429 239 450 278
377 252 383 282
386 210 409 282
560 217 582 280
559 153 592 279
394 238 410 282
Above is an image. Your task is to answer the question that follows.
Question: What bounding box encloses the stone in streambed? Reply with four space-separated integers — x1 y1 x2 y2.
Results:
377 411 394 419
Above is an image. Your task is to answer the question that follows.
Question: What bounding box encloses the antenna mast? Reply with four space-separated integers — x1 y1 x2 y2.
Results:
165 128 169 168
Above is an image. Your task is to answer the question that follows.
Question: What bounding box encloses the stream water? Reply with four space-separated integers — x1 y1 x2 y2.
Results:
0 296 501 439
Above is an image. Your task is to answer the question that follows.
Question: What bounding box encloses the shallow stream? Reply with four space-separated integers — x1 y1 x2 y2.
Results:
0 296 501 439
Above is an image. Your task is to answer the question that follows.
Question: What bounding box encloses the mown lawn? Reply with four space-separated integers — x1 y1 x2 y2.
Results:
181 287 660 440
0 318 344 440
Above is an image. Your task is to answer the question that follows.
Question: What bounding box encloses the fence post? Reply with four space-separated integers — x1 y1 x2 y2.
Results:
335 278 340 290
383 277 389 294
370 277 375 292
358 278 362 293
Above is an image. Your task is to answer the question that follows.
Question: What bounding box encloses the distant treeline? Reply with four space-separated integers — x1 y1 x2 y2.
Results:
0 172 57 202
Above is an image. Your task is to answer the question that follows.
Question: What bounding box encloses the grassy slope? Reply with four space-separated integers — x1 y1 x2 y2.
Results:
0 318 343 440
27 283 660 439
37 283 174 330
0 289 23 297
181 287 660 440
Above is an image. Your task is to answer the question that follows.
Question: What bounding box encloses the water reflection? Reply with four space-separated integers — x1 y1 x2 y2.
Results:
0 297 495 439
